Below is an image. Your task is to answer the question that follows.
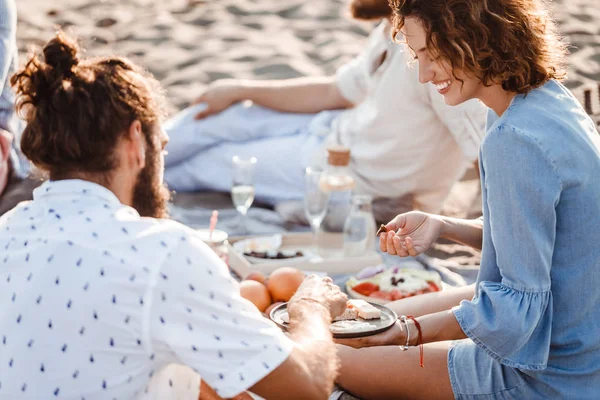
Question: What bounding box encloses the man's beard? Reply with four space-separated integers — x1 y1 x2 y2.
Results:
132 146 170 219
349 0 392 20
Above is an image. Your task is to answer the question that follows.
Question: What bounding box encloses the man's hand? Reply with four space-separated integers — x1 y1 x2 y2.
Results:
289 275 348 320
380 211 444 257
0 129 14 196
192 79 245 119
334 320 406 349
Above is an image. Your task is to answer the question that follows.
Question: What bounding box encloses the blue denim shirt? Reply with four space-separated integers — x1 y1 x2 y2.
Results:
0 0 27 177
453 80 600 387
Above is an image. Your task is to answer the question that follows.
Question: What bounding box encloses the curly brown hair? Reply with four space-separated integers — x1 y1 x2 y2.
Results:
389 0 569 94
10 31 167 181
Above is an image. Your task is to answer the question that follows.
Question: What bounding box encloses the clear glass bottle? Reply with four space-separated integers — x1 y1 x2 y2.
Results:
316 147 355 257
343 195 377 257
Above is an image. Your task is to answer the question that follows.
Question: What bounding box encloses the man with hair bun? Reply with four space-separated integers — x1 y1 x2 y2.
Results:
0 32 349 400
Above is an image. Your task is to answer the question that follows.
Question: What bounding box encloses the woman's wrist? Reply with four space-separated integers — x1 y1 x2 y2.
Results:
437 215 452 240
407 320 420 346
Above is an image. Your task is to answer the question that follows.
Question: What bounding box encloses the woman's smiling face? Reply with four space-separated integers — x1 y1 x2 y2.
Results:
402 17 481 106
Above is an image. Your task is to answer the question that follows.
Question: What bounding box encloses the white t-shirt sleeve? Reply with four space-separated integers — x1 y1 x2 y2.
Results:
147 234 295 399
427 84 488 162
335 22 387 105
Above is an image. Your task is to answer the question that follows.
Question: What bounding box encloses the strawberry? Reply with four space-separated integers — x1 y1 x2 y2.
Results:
351 282 380 296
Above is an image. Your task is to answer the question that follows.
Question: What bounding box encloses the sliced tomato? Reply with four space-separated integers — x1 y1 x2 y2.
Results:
427 281 441 292
369 291 393 301
391 289 404 301
352 282 380 296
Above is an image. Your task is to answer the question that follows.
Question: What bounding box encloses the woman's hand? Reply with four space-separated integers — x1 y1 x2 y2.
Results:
334 320 406 349
380 211 444 257
192 79 245 119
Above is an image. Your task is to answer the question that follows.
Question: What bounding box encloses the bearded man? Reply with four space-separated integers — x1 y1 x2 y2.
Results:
0 32 348 400
162 0 487 221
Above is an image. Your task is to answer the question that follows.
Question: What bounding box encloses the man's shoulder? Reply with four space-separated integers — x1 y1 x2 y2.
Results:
114 211 199 245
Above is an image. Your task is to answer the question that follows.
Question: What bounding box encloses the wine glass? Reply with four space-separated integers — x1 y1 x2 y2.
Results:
304 167 329 250
231 155 257 234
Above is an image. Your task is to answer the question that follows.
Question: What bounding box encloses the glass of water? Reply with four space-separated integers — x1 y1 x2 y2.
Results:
304 167 329 250
231 155 257 234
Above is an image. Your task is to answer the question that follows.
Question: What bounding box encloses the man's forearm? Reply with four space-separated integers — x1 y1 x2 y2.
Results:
235 77 352 114
287 302 338 398
439 216 483 250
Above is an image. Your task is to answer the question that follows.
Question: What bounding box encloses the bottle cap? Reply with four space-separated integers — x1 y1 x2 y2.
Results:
327 146 351 166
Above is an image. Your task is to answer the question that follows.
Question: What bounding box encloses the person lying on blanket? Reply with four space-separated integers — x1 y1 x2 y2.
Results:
163 0 487 221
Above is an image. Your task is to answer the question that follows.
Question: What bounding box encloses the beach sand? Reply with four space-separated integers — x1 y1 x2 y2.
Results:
14 0 599 107
13 0 600 265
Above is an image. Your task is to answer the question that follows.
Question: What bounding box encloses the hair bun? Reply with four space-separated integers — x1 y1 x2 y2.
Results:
43 31 80 78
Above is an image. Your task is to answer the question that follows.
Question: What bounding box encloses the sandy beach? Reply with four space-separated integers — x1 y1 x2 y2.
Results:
14 0 599 110
11 0 600 265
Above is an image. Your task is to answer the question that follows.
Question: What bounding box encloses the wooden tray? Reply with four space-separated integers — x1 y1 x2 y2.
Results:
227 232 382 278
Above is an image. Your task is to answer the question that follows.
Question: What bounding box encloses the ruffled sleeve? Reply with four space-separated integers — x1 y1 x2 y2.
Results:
453 123 562 370
453 283 552 370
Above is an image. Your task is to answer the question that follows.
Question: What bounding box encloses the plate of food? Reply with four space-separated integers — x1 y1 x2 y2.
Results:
345 265 443 304
269 299 398 338
232 235 310 264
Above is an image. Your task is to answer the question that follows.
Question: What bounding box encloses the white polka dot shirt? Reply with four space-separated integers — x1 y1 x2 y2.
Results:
0 180 294 399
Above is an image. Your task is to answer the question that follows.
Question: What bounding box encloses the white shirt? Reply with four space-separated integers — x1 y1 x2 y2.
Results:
330 21 487 213
0 180 294 399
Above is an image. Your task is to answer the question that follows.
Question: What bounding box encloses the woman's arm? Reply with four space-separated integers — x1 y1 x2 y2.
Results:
336 287 473 349
387 283 475 317
439 216 483 250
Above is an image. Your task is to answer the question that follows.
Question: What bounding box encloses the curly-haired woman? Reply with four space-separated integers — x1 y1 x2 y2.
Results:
335 0 600 399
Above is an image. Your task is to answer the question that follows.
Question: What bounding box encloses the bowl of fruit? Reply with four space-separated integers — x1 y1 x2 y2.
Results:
345 265 443 304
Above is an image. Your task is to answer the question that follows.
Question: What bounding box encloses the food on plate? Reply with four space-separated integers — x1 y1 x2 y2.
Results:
281 299 381 324
267 267 306 302
376 224 389 236
330 320 378 335
244 250 304 260
244 271 267 285
347 299 381 319
234 235 305 262
346 267 442 303
280 312 380 334
332 306 359 321
240 280 272 312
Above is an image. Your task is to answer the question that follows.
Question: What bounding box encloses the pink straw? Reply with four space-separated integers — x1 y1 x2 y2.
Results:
209 210 219 240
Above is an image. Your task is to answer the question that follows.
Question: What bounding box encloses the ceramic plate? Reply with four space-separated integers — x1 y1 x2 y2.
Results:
269 302 398 339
